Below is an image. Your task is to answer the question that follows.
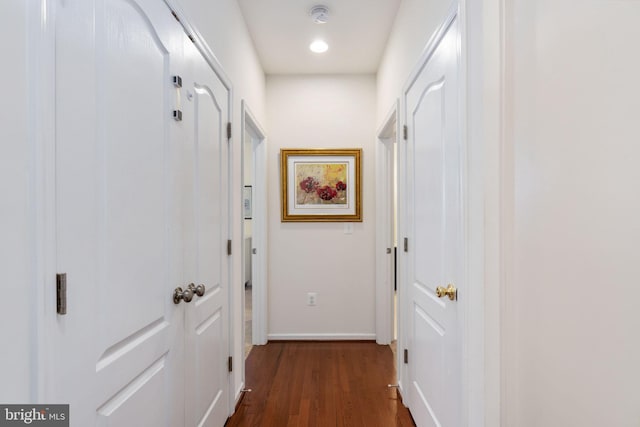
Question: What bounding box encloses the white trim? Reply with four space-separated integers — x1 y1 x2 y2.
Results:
375 102 399 345
233 380 246 410
396 75 409 403
267 333 377 341
31 0 57 404
460 0 508 425
460 2 480 424
499 1 516 425
162 0 232 93
377 102 400 138
240 100 268 349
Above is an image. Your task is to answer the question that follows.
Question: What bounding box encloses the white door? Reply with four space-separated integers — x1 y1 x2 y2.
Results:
403 16 462 427
52 0 229 425
181 37 231 427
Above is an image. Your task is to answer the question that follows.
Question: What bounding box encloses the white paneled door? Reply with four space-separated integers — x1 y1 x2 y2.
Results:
52 0 230 425
403 15 462 427
182 36 231 427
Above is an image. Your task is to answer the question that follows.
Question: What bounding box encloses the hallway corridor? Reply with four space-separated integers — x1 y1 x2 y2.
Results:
226 342 415 427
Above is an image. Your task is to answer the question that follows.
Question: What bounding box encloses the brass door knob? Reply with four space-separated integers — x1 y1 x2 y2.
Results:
173 286 194 304
435 284 457 301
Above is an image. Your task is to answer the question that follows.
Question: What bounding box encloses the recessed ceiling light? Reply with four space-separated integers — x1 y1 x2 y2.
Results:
309 39 329 53
310 5 329 24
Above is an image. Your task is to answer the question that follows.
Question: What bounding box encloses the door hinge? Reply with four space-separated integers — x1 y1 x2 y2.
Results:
56 273 67 315
226 122 232 140
170 10 180 22
227 239 232 256
403 237 408 253
403 349 409 364
228 356 233 372
403 124 408 140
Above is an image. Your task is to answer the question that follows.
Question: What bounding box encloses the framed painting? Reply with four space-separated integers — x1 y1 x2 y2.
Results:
280 148 362 222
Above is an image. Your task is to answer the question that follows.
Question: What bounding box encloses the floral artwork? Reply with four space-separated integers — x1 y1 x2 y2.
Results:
281 149 362 222
295 163 348 206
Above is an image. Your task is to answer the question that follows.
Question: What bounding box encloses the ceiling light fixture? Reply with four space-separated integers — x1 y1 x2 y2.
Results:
309 39 329 53
310 5 329 24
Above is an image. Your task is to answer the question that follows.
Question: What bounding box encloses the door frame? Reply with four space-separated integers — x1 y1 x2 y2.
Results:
240 100 268 354
375 102 399 347
31 0 58 404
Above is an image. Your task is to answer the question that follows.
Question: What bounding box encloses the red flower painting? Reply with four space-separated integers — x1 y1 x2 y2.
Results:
295 163 348 205
282 149 361 222
299 176 320 193
316 185 338 201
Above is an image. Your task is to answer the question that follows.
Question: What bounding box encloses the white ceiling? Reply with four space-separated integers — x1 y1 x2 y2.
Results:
237 0 402 75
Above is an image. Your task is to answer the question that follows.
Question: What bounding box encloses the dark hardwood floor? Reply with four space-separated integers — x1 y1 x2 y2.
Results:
225 341 416 427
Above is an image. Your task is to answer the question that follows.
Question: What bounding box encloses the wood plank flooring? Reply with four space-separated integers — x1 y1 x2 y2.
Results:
225 341 416 427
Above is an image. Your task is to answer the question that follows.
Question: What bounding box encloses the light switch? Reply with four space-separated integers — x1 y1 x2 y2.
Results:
344 223 353 234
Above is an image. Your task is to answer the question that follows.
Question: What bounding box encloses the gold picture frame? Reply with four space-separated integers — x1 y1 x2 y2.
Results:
280 149 362 222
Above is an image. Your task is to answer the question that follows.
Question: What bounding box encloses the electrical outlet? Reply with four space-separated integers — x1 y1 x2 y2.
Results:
307 292 317 306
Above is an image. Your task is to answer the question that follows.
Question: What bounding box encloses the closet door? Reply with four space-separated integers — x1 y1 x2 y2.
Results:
181 37 231 427
53 0 186 425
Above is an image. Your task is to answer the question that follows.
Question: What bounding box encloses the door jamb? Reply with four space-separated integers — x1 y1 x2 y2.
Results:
240 100 268 399
32 0 58 404
375 102 399 348
240 100 267 347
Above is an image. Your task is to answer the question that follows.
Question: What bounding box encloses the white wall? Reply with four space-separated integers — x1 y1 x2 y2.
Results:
266 75 377 339
506 1 640 425
376 0 454 124
173 0 266 399
0 2 32 403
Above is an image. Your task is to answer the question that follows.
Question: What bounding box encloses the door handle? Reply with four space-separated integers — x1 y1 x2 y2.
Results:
173 286 194 304
435 284 457 301
188 283 206 297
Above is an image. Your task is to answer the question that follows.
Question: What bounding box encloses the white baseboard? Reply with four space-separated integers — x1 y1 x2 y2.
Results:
267 333 377 341
234 381 245 407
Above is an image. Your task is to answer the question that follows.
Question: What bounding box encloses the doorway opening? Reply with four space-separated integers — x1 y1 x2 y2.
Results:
240 100 268 371
242 125 254 358
376 102 399 362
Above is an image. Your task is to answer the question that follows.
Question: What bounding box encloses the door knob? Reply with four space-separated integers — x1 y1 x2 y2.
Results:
173 286 194 304
188 283 206 297
435 284 457 301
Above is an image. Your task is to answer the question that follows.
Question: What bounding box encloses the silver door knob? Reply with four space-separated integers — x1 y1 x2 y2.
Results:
173 286 194 304
188 283 206 297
